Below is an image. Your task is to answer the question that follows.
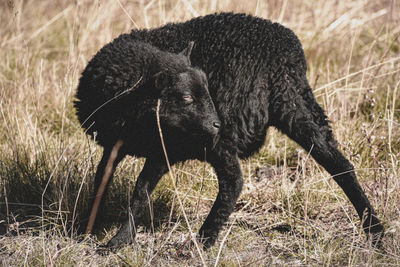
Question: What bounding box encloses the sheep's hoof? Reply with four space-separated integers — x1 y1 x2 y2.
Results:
96 244 111 255
106 221 135 249
369 230 385 250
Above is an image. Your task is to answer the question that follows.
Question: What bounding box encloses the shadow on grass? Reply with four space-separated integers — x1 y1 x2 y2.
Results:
0 148 176 241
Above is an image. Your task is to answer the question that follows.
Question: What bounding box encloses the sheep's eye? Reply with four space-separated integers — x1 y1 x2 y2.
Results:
182 94 193 104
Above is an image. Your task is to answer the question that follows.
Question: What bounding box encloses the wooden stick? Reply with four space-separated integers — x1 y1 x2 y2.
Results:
85 140 124 235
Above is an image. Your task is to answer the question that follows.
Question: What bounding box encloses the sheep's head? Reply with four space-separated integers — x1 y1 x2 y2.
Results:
152 43 220 153
154 67 220 151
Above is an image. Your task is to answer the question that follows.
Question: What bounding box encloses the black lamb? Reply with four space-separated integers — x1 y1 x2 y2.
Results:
75 12 384 248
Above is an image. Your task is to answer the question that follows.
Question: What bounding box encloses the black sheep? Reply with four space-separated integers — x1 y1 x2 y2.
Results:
75 12 384 248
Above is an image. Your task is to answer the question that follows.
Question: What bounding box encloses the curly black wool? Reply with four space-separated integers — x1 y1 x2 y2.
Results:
75 12 384 248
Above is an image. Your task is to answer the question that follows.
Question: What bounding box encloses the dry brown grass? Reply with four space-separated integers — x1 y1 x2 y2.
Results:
1 0 399 265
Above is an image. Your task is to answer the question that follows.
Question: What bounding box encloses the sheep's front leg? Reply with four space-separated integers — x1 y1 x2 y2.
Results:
107 158 169 248
199 152 243 248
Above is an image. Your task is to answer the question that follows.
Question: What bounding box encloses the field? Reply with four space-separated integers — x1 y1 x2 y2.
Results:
1 0 399 265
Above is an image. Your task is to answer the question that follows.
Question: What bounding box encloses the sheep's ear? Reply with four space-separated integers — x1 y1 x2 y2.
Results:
179 41 194 64
154 71 173 89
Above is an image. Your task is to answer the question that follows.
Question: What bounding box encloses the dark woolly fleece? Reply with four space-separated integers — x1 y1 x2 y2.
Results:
75 12 384 248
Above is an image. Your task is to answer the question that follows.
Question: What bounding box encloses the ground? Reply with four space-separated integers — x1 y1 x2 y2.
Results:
1 0 399 265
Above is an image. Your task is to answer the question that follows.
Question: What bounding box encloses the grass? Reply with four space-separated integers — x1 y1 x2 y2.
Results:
1 0 399 265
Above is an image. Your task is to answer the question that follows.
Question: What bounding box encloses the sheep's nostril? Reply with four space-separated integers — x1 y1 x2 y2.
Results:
213 122 221 129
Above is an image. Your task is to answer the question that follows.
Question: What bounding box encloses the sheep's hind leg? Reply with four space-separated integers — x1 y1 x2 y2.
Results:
107 158 169 248
274 95 384 246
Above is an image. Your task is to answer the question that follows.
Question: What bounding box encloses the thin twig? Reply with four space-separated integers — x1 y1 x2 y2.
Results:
116 0 139 29
85 140 124 234
80 76 143 128
315 56 400 92
3 182 10 231
71 141 95 238
156 99 207 266
195 147 207 218
214 219 235 267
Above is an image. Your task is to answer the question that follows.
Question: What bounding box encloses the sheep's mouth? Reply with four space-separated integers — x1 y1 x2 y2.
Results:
160 124 219 152
198 132 219 151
